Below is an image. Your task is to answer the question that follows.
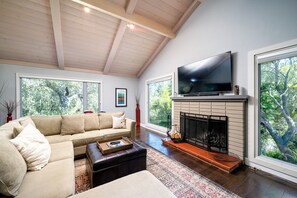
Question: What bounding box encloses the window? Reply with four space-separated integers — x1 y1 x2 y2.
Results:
259 55 297 165
19 76 101 116
248 39 297 182
146 74 173 133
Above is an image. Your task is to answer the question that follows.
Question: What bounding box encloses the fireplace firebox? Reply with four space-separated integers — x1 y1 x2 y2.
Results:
180 112 228 153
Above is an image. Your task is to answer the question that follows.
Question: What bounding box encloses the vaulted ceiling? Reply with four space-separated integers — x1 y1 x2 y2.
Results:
0 0 200 78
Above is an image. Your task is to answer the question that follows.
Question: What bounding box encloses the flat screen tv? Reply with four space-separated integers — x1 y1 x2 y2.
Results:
178 51 232 96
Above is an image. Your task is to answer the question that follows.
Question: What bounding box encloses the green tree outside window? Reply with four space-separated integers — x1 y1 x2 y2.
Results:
260 56 297 164
21 78 100 116
148 79 172 128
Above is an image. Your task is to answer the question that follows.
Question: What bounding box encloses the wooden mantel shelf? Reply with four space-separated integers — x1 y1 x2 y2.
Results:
171 95 248 102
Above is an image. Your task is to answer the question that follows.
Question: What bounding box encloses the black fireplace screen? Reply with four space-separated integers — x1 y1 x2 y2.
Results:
180 112 228 153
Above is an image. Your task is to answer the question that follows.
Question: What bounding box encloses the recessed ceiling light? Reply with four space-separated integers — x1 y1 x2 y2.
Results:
127 23 135 30
84 7 90 13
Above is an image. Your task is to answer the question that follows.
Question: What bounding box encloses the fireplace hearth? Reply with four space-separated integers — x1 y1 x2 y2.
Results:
180 112 228 153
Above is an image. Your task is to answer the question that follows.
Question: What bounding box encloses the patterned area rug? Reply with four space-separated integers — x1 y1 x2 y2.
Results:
75 147 240 198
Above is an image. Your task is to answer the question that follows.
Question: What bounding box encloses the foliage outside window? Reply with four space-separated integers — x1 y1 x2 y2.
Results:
259 55 297 165
20 77 100 116
148 79 172 128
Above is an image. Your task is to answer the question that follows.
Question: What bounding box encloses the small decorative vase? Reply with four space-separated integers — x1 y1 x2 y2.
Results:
7 114 12 123
136 104 140 127
234 85 240 95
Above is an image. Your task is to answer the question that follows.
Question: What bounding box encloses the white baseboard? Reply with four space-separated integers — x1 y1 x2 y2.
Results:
141 124 167 136
245 157 297 184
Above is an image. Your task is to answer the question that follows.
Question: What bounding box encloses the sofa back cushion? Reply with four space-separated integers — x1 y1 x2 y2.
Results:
61 114 85 135
84 113 100 131
31 115 62 136
18 116 36 128
99 112 124 129
0 123 27 197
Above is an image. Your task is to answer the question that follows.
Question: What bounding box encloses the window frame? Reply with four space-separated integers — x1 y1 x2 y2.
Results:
247 38 297 183
145 73 174 134
16 73 102 118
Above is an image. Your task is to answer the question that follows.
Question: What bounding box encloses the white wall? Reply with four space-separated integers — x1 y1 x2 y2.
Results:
0 64 138 125
138 0 297 124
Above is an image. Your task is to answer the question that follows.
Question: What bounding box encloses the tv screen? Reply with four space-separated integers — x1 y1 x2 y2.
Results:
178 51 232 95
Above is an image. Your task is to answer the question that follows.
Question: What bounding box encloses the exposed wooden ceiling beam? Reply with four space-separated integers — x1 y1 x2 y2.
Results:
103 0 138 74
103 20 127 74
136 0 201 78
72 0 175 38
50 0 65 70
172 0 201 33
126 0 138 14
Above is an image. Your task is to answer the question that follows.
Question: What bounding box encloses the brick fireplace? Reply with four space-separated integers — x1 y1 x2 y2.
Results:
172 95 248 162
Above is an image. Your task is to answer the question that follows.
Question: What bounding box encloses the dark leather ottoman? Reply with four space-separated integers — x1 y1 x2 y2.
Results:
86 141 147 187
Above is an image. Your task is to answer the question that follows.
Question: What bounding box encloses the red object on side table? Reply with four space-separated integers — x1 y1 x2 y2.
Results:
7 114 12 123
136 104 140 127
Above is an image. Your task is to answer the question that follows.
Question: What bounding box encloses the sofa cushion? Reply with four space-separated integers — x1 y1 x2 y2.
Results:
99 128 130 141
16 158 75 198
18 116 36 128
61 114 85 135
99 111 124 129
46 134 72 144
69 170 175 198
71 130 103 147
84 113 100 131
49 141 73 163
31 115 62 136
10 124 51 171
0 122 17 139
112 114 126 129
0 137 27 196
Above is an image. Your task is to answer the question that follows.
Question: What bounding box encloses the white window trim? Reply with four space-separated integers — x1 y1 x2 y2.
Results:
16 73 103 118
145 73 174 134
247 38 297 184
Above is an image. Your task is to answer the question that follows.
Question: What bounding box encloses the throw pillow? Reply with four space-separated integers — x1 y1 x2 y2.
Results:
10 124 51 171
0 139 27 196
61 114 85 135
13 125 24 137
112 115 126 129
99 111 124 129
18 116 36 128
84 113 100 131
7 120 23 138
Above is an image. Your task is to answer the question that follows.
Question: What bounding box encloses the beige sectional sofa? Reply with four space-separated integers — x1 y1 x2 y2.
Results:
0 112 175 198
0 112 136 198
30 112 136 157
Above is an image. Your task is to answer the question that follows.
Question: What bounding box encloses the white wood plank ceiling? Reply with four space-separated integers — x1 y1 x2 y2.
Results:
0 0 200 78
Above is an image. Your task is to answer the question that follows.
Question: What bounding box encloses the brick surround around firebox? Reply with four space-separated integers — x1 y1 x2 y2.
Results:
172 95 248 162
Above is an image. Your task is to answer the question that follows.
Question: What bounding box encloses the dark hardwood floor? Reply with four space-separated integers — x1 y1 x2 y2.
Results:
136 127 297 198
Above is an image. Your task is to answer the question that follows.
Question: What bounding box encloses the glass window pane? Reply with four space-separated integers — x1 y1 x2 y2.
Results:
148 79 172 128
21 78 89 116
259 55 297 165
86 82 99 112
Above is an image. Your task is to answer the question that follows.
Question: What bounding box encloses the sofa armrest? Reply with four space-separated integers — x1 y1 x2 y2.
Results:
125 118 136 140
